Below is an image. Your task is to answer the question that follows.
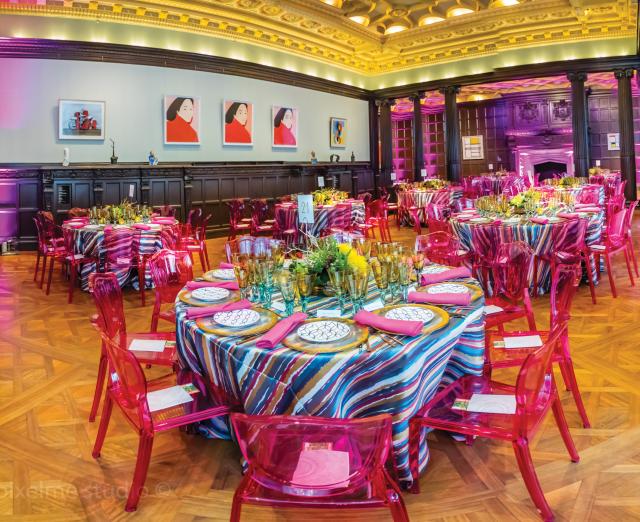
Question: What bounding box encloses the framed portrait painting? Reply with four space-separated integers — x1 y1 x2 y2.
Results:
272 106 298 148
164 95 200 145
58 100 105 140
223 100 253 146
330 117 347 148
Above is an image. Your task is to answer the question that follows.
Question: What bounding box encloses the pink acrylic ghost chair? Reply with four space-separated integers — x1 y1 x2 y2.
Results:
225 236 257 262
148 249 194 332
470 223 506 293
357 199 392 242
180 213 212 273
250 199 276 237
453 197 476 213
273 204 299 246
409 323 580 521
623 200 639 277
324 201 352 235
576 185 601 205
589 207 635 298
379 186 400 228
485 241 537 333
484 263 591 429
227 199 252 240
229 413 409 522
62 225 97 303
90 317 230 511
33 216 66 292
425 203 450 233
396 189 422 234
87 272 177 423
415 232 468 267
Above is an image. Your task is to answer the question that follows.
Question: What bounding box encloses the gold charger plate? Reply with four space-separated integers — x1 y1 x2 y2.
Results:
418 282 483 302
203 270 236 283
178 288 240 307
372 304 449 336
282 318 368 354
195 306 277 336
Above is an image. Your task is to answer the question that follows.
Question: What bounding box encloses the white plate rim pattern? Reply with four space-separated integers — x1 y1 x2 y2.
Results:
384 306 435 324
191 287 230 302
297 320 350 343
213 309 260 328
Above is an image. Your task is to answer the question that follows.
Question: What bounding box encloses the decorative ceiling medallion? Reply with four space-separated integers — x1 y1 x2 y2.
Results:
0 0 636 75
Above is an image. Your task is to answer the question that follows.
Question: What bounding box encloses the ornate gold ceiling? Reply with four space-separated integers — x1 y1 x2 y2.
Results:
1 0 637 75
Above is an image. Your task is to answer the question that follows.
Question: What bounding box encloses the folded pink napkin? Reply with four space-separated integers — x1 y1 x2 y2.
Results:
132 224 151 230
151 217 176 224
219 262 234 269
255 312 308 349
65 223 86 229
421 266 471 285
354 310 423 336
186 299 251 320
64 219 88 225
103 225 113 233
556 212 579 220
408 291 472 306
575 203 601 209
575 206 601 213
530 217 549 224
492 219 502 225
186 280 239 291
455 215 473 222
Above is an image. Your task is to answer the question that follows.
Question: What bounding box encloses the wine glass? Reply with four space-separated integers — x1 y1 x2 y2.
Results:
352 237 372 260
370 258 390 303
411 253 425 285
398 259 412 302
328 268 348 315
233 259 251 301
295 271 315 314
277 271 296 316
346 267 369 313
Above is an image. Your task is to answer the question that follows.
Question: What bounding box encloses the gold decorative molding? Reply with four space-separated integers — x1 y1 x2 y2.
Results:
0 0 636 75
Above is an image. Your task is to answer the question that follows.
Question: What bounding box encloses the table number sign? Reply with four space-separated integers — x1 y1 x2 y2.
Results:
297 194 315 224
390 171 397 181
420 168 427 178
318 176 325 188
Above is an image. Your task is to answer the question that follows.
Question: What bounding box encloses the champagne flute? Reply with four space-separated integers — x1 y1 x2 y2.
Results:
277 271 296 316
411 253 425 285
398 260 412 303
295 271 314 314
370 258 390 303
328 268 348 316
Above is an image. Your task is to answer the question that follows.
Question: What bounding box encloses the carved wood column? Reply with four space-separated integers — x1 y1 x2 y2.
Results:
379 99 393 189
568 72 590 177
412 94 424 181
440 86 461 183
615 68 637 201
369 99 381 196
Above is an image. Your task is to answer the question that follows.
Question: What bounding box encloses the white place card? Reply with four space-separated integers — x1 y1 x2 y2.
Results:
317 309 342 318
297 194 315 224
420 168 427 178
292 449 350 487
146 385 193 412
484 305 504 315
129 184 135 198
467 393 516 414
503 335 543 349
129 339 167 352
317 176 325 188
363 298 385 312
390 171 397 181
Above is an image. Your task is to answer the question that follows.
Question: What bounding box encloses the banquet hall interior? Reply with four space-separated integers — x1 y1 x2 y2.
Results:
1 0 640 520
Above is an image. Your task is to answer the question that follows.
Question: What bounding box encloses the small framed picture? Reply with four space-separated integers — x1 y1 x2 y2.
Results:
223 100 253 146
462 135 484 160
607 133 620 151
272 106 298 148
330 117 347 148
164 95 201 145
58 100 105 140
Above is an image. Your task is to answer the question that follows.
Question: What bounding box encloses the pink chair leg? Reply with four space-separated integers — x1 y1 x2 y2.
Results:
138 261 146 307
623 248 635 286
551 395 581 461
512 438 554 521
604 254 617 297
387 481 410 522
203 243 211 271
124 435 154 512
408 421 421 494
46 257 55 295
583 251 597 304
68 263 76 304
628 240 639 276
39 256 47 289
33 251 41 282
229 483 245 522
150 301 161 333
92 394 113 458
560 338 591 428
89 346 108 422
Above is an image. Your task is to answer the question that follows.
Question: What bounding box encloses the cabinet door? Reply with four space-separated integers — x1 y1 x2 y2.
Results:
102 180 140 205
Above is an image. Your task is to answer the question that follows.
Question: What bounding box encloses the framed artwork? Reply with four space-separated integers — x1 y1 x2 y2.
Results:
462 135 484 160
58 100 105 140
330 117 347 148
607 133 620 151
164 95 200 145
223 100 253 146
272 106 298 148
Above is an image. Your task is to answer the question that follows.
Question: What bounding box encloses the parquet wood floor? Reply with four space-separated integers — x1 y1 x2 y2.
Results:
2 223 640 521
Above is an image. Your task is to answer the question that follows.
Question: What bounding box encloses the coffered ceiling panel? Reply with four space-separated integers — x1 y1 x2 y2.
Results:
0 0 637 77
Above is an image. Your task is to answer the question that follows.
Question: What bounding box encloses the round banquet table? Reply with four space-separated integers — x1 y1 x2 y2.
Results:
450 212 605 294
539 184 605 205
65 223 177 290
397 187 463 226
274 200 365 240
175 272 486 487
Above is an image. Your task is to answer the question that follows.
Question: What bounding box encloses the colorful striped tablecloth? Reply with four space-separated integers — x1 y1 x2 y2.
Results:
176 274 486 487
275 201 366 240
397 188 463 226
450 212 604 294
67 224 177 290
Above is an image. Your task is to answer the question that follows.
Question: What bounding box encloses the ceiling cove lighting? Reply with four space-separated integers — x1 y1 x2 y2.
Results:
448 7 474 17
490 0 520 6
349 15 369 26
320 0 343 6
385 24 408 35
420 16 445 25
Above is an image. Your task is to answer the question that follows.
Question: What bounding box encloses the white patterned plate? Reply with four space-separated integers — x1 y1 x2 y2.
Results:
547 216 563 223
84 224 100 230
213 309 260 328
422 265 450 275
469 217 491 224
211 268 236 280
297 320 350 343
147 223 162 230
191 287 230 302
385 306 435 324
426 283 470 294
502 217 521 224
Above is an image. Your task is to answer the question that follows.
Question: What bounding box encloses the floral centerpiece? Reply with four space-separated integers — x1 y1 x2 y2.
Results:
90 200 152 224
312 188 349 206
508 189 541 213
289 236 367 294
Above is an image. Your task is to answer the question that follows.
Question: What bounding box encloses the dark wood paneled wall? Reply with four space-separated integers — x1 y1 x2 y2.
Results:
458 100 510 177
4 162 374 248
